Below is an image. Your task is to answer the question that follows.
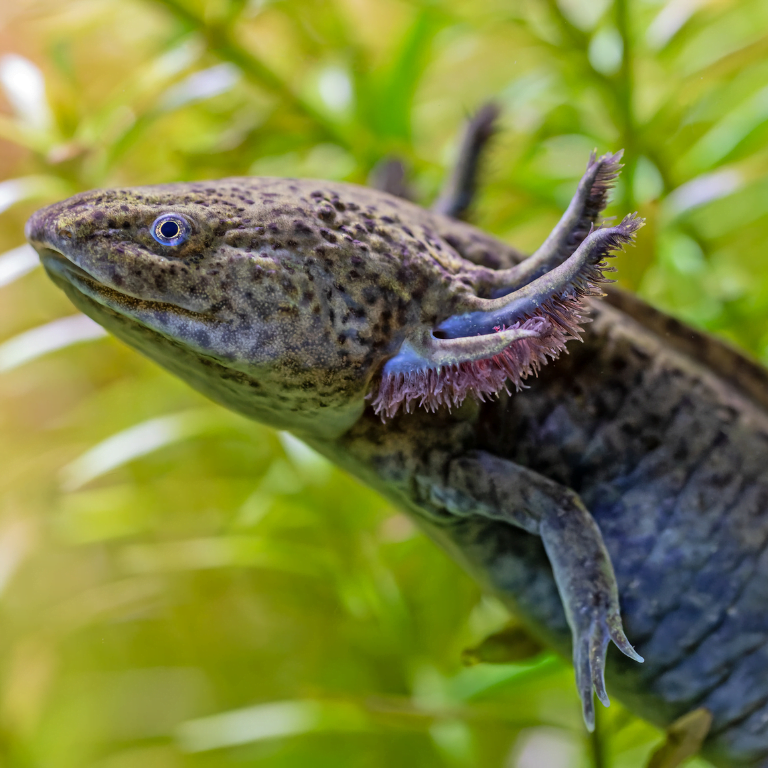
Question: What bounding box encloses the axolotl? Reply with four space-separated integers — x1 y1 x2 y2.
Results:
25 114 768 766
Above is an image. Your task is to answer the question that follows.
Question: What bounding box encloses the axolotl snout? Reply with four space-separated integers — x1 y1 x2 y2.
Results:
26 146 768 767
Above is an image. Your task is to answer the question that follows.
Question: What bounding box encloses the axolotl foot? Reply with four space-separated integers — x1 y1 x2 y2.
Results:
573 592 644 731
418 450 644 731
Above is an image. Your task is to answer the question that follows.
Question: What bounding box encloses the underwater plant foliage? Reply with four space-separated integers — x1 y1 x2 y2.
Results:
2 0 768 765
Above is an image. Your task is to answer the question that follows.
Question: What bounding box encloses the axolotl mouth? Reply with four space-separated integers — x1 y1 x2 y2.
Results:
36 241 214 331
38 242 146 306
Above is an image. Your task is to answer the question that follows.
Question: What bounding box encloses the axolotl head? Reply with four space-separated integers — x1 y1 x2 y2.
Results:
26 165 641 438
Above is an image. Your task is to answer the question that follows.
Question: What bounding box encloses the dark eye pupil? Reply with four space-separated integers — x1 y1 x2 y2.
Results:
159 220 180 239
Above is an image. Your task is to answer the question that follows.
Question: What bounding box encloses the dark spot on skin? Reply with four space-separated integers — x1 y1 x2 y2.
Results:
641 434 661 451
320 229 337 244
122 221 130 229
665 317 684 335
611 356 628 373
631 344 651 361
193 329 211 348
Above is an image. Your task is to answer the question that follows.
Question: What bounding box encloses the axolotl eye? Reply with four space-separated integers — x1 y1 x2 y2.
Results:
151 213 191 246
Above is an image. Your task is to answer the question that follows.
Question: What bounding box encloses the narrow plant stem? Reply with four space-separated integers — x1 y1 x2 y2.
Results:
149 0 355 152
590 706 606 768
615 0 636 213
543 0 645 214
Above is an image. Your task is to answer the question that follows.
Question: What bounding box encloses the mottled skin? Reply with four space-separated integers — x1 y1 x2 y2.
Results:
25 161 768 766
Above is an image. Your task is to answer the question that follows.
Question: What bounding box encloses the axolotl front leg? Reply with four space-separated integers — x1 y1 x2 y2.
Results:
416 450 643 729
366 138 645 723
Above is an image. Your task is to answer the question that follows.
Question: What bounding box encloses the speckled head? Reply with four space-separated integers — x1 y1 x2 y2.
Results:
26 159 640 436
25 177 486 436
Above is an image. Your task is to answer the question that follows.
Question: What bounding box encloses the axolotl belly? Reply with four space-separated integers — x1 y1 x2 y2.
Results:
25 151 768 767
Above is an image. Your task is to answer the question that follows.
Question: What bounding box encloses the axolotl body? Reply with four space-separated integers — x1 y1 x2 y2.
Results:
25 137 768 767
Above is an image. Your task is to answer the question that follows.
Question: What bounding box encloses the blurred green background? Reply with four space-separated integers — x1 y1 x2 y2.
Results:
1 0 767 765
